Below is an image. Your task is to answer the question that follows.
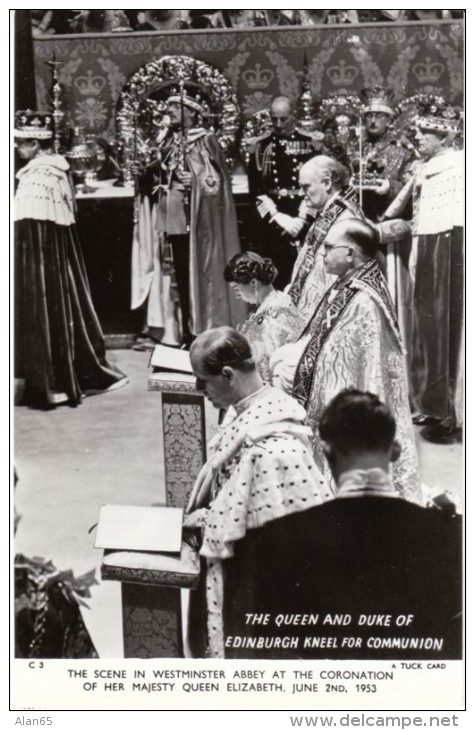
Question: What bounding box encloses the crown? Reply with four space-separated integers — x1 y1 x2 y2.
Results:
413 56 444 85
242 64 274 90
361 86 394 116
14 109 53 139
320 93 362 128
146 77 212 116
361 86 395 117
399 94 463 134
74 71 107 97
167 84 210 116
416 103 463 134
326 61 359 88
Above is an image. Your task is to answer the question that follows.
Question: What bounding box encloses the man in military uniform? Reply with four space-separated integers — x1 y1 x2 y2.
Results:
351 89 416 360
246 96 324 288
354 87 414 223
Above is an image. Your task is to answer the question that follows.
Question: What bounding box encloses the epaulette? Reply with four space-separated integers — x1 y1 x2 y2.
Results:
244 131 272 153
296 128 325 145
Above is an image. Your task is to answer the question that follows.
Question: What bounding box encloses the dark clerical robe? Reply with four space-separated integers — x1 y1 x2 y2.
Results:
224 476 462 659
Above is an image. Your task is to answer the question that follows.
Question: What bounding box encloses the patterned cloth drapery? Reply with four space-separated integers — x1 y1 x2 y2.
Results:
32 21 463 140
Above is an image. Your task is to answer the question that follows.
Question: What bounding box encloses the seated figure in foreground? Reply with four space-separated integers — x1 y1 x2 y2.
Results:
224 252 304 382
272 218 421 504
225 389 462 659
184 327 331 658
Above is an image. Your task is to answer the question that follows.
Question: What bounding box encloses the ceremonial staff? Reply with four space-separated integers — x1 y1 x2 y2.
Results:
179 79 191 233
46 54 64 154
357 111 363 207
131 97 140 224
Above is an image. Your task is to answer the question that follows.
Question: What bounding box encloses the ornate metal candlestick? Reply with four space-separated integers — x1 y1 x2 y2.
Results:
46 55 64 153
299 53 315 132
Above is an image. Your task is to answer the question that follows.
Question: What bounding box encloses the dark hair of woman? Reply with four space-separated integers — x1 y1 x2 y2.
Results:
224 252 278 286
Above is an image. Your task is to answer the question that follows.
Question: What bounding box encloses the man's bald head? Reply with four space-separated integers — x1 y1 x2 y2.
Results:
300 155 349 190
270 96 296 136
322 218 378 278
327 218 378 260
299 155 350 210
271 96 293 116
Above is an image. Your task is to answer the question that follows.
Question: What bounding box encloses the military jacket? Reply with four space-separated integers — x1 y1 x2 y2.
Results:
351 133 414 221
247 128 322 203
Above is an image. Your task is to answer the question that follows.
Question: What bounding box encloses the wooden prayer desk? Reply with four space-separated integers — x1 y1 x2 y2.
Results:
98 370 217 657
147 371 205 508
148 370 218 508
101 542 200 658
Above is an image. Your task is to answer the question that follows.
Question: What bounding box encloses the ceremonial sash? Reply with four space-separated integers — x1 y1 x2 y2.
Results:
292 259 402 409
288 186 361 304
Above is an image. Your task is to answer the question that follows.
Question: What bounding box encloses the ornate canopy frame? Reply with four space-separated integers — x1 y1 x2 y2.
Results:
116 54 241 166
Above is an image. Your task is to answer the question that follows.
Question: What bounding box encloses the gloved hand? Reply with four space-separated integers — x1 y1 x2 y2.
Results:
273 213 305 237
369 178 391 196
175 170 193 187
256 195 278 218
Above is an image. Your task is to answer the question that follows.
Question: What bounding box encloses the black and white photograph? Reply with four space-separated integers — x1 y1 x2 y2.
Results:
11 6 465 718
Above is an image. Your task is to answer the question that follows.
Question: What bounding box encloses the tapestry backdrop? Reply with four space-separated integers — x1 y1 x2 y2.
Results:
32 21 463 138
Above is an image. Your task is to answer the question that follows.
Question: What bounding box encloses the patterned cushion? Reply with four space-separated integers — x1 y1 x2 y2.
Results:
101 542 200 589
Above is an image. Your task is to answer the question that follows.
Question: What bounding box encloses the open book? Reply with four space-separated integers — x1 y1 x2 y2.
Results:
94 505 183 553
150 344 193 374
